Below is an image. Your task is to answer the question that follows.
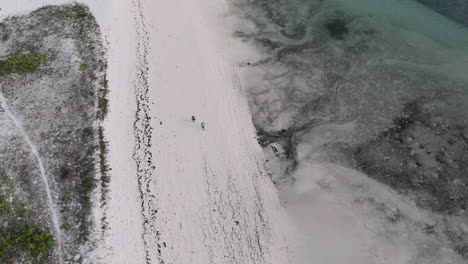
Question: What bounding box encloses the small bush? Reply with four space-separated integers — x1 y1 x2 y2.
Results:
97 74 109 121
0 23 9 42
71 4 89 19
0 199 12 215
18 207 31 216
82 127 94 139
59 166 71 179
0 225 54 262
62 224 71 231
1 176 12 185
79 63 88 71
0 53 47 76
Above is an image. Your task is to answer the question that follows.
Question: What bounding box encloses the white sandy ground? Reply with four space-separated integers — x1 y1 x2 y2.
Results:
106 0 289 263
5 1 466 264
1 0 290 263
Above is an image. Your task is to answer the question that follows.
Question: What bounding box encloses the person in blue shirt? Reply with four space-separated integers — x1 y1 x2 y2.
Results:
201 122 206 131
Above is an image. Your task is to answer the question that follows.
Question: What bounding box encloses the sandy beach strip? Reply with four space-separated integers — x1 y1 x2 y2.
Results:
1 0 289 263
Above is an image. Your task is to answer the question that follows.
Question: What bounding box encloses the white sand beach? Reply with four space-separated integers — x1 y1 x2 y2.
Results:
1 0 290 263
104 0 290 262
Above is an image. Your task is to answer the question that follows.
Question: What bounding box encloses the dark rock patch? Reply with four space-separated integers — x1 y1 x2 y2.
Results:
325 19 349 40
354 99 468 214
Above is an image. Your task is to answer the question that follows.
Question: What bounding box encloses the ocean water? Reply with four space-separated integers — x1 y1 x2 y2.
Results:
232 0 468 263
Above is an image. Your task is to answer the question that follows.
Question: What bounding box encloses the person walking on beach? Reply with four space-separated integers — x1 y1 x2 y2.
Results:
192 115 196 122
201 122 206 131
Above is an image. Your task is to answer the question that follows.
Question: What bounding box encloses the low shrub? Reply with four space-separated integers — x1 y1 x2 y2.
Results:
0 225 54 262
0 53 46 75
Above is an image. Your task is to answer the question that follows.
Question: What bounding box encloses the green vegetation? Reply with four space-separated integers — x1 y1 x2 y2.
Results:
0 198 31 217
0 174 28 217
0 173 13 190
1 175 12 184
71 4 90 20
0 225 54 263
0 53 46 76
82 127 94 138
0 23 9 42
0 171 53 263
1 3 110 261
17 207 31 216
79 63 88 71
95 57 110 234
97 73 109 121
98 126 110 203
62 224 71 231
59 166 71 179
0 174 13 215
0 199 12 215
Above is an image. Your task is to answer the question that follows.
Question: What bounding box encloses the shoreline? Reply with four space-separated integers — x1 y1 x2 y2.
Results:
100 0 290 263
1 1 290 263
126 0 289 262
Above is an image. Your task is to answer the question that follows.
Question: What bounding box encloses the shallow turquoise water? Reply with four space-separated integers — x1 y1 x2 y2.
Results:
234 0 468 262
